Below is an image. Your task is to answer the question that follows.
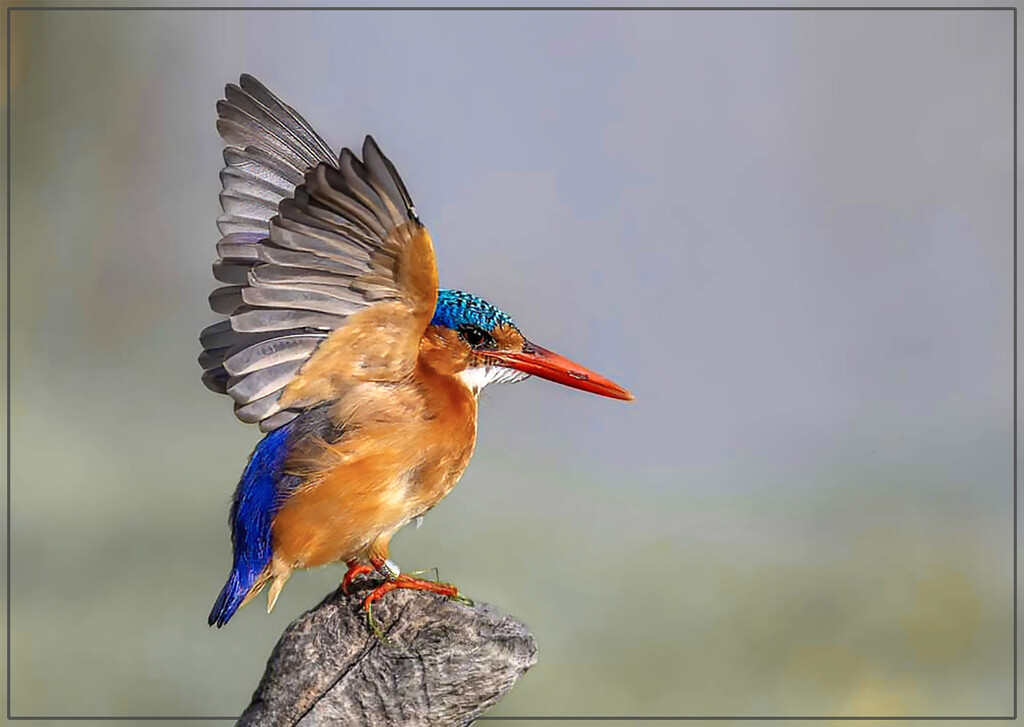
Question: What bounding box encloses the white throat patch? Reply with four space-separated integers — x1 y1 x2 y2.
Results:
457 365 529 396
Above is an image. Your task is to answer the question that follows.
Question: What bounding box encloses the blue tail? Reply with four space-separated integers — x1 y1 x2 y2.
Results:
209 424 294 627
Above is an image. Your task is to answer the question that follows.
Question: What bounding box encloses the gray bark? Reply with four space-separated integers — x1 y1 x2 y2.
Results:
237 578 537 726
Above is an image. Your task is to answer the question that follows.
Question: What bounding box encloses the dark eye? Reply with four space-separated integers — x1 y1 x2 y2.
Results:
457 324 493 348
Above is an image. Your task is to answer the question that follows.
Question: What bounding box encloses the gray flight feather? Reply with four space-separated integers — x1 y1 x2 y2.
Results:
227 359 305 404
228 308 348 333
220 164 294 203
220 190 279 220
250 280 370 307
242 286 368 317
361 136 416 222
199 320 237 349
217 215 268 236
258 245 368 276
216 109 310 174
198 345 233 371
202 75 424 431
239 74 335 163
234 390 285 424
249 264 357 288
223 334 327 377
212 261 253 285
202 367 230 394
281 194 381 250
216 239 262 260
209 286 245 315
217 232 265 262
277 196 376 250
308 165 390 240
259 410 299 433
270 220 374 263
223 85 326 170
338 148 394 230
223 146 303 187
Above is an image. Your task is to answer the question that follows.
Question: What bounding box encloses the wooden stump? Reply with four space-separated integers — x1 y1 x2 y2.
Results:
237 578 537 726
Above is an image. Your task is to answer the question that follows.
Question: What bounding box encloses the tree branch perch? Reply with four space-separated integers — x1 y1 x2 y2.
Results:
237 578 537 726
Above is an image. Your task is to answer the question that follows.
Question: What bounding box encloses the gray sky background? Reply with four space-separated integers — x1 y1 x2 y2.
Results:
6 7 1015 718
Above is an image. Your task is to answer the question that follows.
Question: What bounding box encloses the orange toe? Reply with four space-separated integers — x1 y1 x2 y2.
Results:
341 562 374 595
361 574 459 611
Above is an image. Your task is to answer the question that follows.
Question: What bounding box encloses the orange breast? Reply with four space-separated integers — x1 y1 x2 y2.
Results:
270 361 478 570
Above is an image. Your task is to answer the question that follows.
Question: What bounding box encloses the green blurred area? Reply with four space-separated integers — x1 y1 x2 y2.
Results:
3 7 1016 722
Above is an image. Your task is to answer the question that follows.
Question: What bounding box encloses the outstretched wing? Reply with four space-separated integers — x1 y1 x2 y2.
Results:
200 75 438 432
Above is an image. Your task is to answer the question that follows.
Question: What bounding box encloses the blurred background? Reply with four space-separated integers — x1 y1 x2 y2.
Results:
3 6 1015 721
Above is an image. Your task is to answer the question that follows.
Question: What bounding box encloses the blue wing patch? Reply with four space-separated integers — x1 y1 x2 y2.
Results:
208 423 294 627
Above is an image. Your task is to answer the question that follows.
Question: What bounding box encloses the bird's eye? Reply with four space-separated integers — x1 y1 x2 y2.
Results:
458 324 492 348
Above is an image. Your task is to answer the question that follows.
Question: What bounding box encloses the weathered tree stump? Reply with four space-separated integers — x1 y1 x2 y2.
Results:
237 578 537 726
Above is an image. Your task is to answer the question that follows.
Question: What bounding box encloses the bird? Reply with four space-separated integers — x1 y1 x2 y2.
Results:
201 74 633 628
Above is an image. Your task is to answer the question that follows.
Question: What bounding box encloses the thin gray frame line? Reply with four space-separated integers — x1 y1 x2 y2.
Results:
1 4 1019 8
6 4 1015 724
1007 2 1015 720
2 717 1020 722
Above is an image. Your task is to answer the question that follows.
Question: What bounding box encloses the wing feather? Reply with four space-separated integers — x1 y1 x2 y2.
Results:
223 85 327 169
229 308 349 333
216 111 310 174
217 215 268 236
249 265 356 287
307 164 390 240
209 286 244 315
212 261 252 285
220 158 296 199
220 190 279 220
339 148 399 228
259 410 299 432
258 244 367 276
216 232 264 262
362 136 417 220
201 75 434 431
241 286 368 316
268 222 373 263
234 390 286 424
238 74 336 163
228 360 306 404
223 334 327 377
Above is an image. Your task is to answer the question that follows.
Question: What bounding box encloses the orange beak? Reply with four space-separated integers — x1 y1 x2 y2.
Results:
485 342 634 401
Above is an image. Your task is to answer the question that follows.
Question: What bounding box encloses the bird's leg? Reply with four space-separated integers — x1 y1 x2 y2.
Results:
372 555 402 581
403 566 474 605
362 556 471 612
360 536 473 638
341 559 374 595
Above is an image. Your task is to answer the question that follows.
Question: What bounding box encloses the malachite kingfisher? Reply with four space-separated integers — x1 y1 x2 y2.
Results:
201 75 633 628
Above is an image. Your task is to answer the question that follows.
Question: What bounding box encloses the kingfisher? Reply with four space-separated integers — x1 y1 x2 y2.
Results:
202 75 632 628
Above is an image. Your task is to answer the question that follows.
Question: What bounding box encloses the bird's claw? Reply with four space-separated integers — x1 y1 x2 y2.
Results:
405 567 472 606
341 562 375 595
362 587 473 645
360 574 468 614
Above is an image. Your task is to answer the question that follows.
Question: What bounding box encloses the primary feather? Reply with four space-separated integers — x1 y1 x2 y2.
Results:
200 75 425 432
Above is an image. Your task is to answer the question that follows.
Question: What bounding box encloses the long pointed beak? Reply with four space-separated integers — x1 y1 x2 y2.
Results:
485 342 634 401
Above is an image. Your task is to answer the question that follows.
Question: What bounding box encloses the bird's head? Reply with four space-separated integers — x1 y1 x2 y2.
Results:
422 288 633 400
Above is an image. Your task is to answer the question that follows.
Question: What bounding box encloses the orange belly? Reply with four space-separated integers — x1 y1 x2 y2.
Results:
270 367 478 571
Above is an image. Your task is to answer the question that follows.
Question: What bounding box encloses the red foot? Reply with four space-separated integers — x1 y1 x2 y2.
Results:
361 574 460 612
341 561 374 594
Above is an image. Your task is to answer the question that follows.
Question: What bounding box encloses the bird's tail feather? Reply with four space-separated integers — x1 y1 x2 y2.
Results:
208 568 270 628
208 423 295 628
266 572 291 614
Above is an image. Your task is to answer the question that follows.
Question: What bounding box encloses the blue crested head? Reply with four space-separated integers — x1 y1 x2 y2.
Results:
428 287 633 400
431 288 519 335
